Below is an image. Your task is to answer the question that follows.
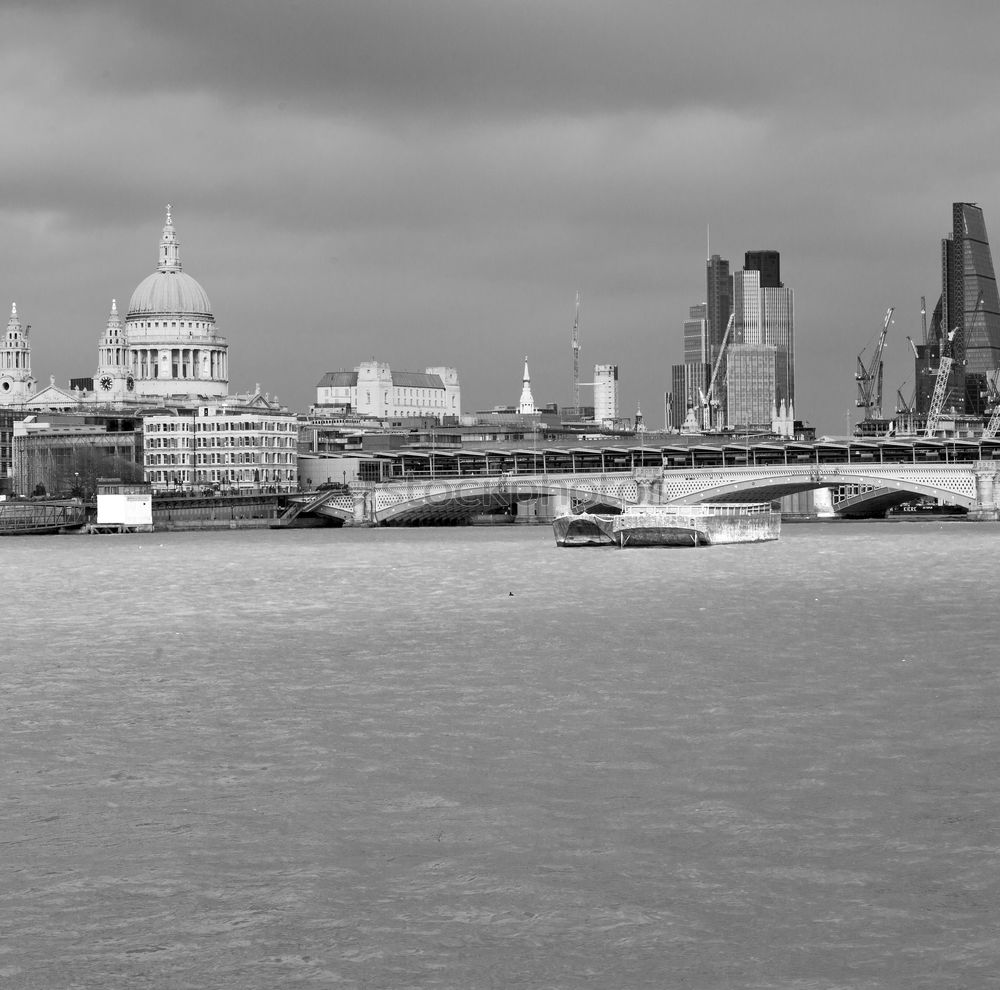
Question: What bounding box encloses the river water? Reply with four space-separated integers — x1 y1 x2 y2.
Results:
3 521 999 989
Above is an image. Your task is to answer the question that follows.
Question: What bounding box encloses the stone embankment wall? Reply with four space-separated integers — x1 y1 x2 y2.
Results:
152 494 287 532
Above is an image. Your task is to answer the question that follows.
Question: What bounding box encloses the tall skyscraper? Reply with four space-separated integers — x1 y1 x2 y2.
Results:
916 203 1000 416
683 303 709 363
726 344 777 429
726 257 795 430
594 364 619 424
744 250 782 289
671 303 710 429
706 254 732 363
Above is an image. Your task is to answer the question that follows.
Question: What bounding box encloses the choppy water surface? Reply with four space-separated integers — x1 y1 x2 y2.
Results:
3 521 1000 988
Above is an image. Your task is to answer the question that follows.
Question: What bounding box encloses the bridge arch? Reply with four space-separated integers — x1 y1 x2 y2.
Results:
663 468 977 511
373 475 637 525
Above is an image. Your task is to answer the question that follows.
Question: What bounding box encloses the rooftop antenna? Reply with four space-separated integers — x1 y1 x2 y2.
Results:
921 296 928 344
571 292 581 409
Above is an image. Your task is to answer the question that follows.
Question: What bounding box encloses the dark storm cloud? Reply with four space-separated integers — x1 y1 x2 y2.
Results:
7 0 974 123
4 0 1000 426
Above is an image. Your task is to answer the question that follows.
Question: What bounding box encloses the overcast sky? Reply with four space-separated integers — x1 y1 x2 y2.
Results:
4 0 1000 433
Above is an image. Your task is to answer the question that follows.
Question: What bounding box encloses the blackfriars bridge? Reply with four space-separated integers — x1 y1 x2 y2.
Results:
283 436 1000 526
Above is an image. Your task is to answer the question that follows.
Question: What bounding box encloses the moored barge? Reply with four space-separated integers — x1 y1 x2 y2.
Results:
553 502 780 547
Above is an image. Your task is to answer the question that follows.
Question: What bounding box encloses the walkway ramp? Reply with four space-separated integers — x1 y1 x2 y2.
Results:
272 490 353 528
0 501 88 535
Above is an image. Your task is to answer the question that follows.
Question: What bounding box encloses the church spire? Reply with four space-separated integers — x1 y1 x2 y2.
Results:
7 302 22 339
158 203 182 273
518 355 536 415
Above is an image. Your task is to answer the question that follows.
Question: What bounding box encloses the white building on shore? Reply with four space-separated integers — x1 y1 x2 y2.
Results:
143 391 298 493
315 361 460 421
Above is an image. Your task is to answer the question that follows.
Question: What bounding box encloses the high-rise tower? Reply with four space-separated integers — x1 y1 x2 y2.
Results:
726 256 795 430
706 254 732 366
670 303 710 429
917 203 1000 416
744 250 782 289
594 364 619 425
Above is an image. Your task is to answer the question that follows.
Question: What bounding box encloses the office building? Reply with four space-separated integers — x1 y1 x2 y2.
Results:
143 396 298 493
726 257 795 430
706 254 732 365
671 303 711 429
593 364 619 425
726 344 777 430
744 250 782 289
918 203 1000 415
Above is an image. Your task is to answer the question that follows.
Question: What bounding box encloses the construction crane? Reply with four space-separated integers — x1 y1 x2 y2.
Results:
980 366 1000 439
571 292 581 410
924 328 956 437
699 313 734 430
855 307 893 422
982 388 1000 439
983 379 1000 439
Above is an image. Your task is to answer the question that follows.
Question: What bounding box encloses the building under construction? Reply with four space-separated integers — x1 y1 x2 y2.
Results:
11 413 143 497
854 203 1000 439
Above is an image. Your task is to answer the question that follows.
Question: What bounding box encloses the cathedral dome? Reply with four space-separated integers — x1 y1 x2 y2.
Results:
127 269 213 320
125 205 214 321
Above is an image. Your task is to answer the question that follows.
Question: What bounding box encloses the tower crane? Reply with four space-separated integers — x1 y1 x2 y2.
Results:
924 329 956 437
924 293 983 437
980 355 1000 440
855 307 893 423
983 381 1000 440
699 313 734 430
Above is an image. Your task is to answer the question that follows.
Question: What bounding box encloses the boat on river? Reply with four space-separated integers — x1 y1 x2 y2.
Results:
553 502 780 547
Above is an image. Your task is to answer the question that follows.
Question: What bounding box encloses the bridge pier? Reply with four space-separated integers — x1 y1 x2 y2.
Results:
969 464 1000 521
352 492 375 526
549 489 573 517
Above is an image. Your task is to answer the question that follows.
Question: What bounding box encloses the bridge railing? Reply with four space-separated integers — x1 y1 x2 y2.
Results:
0 501 87 533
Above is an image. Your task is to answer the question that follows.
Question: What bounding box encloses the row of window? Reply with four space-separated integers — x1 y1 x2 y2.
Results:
147 469 296 483
147 435 295 449
146 452 295 466
134 321 211 330
145 420 295 432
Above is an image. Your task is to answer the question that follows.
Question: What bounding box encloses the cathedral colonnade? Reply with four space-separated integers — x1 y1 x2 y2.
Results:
128 346 227 382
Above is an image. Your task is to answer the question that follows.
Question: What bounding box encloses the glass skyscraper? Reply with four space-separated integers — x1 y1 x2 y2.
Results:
671 303 711 429
706 254 732 365
919 203 1000 415
726 259 795 430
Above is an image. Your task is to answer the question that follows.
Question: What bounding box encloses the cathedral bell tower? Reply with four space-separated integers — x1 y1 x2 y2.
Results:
0 303 36 404
94 299 134 398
